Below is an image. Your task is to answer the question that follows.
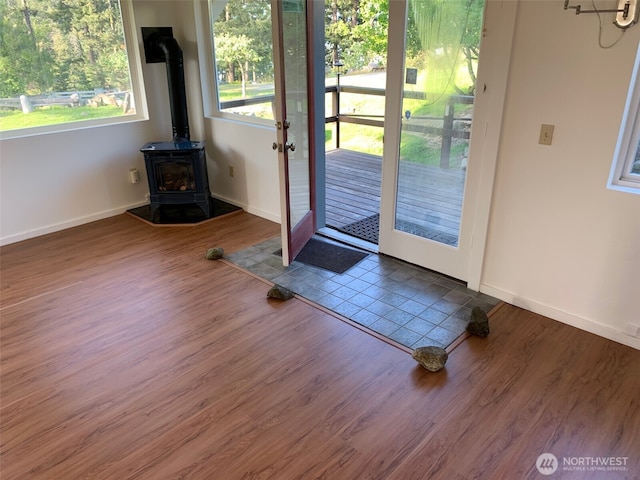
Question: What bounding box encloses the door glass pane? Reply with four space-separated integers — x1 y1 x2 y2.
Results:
282 0 310 227
395 0 484 247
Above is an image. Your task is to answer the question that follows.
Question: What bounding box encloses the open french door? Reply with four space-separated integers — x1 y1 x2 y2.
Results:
271 0 315 266
378 0 516 288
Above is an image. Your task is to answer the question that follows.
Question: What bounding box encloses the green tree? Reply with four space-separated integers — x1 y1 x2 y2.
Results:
325 0 356 67
350 0 387 67
48 0 129 91
408 0 484 95
459 0 484 91
215 33 258 97
0 0 130 97
213 0 272 85
0 0 53 96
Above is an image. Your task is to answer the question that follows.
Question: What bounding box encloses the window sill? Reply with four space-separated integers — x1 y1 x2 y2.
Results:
607 179 640 195
0 113 149 141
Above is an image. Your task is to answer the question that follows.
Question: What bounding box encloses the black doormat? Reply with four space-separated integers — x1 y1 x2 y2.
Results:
277 238 369 274
395 219 458 247
337 214 380 244
127 197 241 225
336 214 458 247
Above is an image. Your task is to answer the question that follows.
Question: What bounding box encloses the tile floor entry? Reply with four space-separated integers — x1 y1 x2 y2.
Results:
225 236 500 350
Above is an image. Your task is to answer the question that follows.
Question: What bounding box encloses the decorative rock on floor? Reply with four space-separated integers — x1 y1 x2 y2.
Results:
205 247 224 260
412 346 448 372
267 284 294 301
466 306 490 337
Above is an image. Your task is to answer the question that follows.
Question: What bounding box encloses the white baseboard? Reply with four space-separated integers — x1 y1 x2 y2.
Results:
243 205 280 224
1 196 280 247
208 194 280 224
480 284 640 350
0 201 149 247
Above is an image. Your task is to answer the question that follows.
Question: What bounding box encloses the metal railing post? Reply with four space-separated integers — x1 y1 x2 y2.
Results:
335 74 341 149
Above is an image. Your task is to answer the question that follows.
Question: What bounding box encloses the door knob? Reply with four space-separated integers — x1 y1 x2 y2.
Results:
285 142 295 152
272 142 278 150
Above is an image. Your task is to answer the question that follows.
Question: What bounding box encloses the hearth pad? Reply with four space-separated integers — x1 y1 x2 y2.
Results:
127 197 241 225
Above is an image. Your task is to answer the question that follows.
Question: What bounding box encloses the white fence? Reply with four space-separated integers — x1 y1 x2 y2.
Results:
0 90 131 112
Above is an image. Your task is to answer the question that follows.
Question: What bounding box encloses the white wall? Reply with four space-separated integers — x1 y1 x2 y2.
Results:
480 1 640 348
190 0 281 222
0 1 183 245
202 118 280 222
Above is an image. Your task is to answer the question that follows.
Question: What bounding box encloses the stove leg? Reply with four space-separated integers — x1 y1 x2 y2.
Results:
196 199 211 218
150 203 160 222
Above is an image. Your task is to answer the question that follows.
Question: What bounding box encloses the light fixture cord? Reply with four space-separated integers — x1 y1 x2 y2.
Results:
593 0 626 48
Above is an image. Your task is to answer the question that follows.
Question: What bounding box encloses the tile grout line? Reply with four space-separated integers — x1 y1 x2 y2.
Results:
225 237 501 350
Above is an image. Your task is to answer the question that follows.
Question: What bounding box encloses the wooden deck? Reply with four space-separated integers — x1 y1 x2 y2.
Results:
325 148 465 244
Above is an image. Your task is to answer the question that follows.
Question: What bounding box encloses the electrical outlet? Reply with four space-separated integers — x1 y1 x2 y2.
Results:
625 323 640 338
229 165 235 178
129 168 140 184
539 124 554 146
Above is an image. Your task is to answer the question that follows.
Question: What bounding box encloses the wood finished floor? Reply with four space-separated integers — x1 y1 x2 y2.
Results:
1 212 639 479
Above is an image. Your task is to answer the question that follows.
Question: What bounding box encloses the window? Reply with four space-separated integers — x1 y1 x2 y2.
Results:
608 42 640 194
209 0 274 121
0 0 146 139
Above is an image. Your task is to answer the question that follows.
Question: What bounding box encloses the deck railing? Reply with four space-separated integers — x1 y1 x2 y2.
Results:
220 85 474 169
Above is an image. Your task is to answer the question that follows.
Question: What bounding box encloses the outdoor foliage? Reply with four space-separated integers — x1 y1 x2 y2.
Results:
325 0 391 71
0 0 130 98
408 0 484 95
326 0 483 94
324 0 484 164
212 0 272 95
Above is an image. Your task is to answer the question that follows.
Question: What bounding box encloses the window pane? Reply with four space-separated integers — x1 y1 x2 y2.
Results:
632 140 640 175
0 0 136 132
609 42 640 193
211 0 274 120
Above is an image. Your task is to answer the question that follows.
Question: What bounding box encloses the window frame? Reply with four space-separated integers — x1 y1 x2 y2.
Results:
608 41 640 195
195 0 275 128
0 0 148 141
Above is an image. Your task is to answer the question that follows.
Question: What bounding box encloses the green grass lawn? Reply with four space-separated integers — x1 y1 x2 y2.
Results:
218 82 275 100
0 105 126 131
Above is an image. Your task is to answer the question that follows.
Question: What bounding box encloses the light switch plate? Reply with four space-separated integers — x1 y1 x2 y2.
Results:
539 124 554 146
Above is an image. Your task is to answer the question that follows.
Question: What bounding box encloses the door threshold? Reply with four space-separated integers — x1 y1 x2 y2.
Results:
317 227 379 254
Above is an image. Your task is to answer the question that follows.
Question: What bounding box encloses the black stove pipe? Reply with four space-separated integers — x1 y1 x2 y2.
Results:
157 36 190 142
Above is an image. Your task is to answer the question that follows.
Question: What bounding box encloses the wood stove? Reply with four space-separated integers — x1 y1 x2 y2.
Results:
141 140 210 220
140 27 211 222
